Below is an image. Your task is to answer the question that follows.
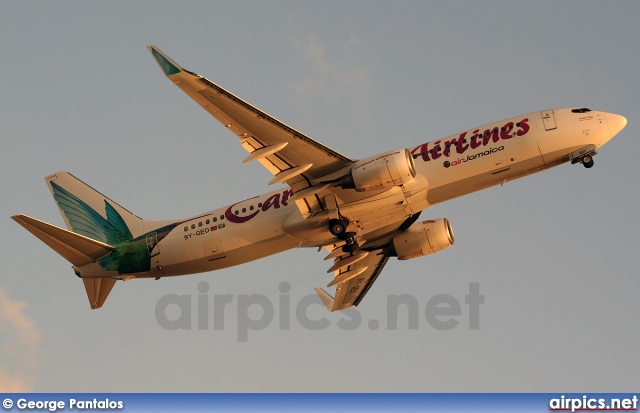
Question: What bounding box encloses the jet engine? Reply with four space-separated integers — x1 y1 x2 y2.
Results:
338 149 416 191
388 218 454 260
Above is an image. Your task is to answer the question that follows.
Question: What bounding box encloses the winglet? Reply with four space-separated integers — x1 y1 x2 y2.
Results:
147 45 182 76
314 287 335 312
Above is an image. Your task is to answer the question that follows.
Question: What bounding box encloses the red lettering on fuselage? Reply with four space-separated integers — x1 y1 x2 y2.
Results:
262 193 280 211
225 189 294 224
281 189 293 206
412 118 530 163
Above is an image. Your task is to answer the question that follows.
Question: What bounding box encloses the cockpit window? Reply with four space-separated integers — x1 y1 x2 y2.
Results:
572 108 591 113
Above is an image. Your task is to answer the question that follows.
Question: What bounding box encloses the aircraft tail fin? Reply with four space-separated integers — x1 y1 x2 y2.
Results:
45 171 143 243
82 278 117 310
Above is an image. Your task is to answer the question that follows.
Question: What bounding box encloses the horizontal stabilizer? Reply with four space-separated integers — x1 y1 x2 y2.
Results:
12 214 115 267
83 278 117 310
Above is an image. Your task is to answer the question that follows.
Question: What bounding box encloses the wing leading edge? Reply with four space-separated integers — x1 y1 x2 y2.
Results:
147 45 353 192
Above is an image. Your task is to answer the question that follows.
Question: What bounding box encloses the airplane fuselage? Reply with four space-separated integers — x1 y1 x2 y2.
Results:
12 45 626 310
74 107 624 281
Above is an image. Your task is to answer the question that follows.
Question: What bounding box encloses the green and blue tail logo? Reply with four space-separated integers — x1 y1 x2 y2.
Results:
51 181 133 245
51 181 177 274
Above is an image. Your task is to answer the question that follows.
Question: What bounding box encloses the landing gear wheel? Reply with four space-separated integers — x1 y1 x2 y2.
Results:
342 242 360 253
329 219 348 237
341 234 359 253
582 155 594 169
338 231 356 241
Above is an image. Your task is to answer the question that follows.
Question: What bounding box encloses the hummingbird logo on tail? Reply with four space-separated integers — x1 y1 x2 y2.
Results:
50 181 178 274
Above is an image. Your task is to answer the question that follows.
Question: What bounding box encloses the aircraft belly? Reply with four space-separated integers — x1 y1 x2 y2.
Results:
340 187 411 221
156 233 300 276
283 187 414 247
348 202 410 232
130 205 301 277
538 145 586 168
426 156 549 205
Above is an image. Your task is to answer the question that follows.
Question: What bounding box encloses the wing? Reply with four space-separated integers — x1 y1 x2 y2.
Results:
148 46 354 193
315 247 390 311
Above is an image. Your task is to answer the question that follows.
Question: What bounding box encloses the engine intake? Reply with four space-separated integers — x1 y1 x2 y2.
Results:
339 148 416 191
389 218 454 260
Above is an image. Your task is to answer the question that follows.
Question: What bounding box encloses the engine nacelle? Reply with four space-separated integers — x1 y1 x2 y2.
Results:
339 148 416 191
390 219 454 260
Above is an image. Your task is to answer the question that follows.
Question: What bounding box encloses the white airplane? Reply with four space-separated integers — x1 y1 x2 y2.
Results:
12 46 627 311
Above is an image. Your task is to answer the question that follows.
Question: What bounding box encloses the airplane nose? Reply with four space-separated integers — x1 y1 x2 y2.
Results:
606 113 627 138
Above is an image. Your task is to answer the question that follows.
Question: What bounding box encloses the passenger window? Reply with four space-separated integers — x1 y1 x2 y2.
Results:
250 205 254 210
258 203 262 208
184 226 188 232
206 219 210 224
198 222 202 227
213 217 217 222
191 224 195 229
242 208 246 213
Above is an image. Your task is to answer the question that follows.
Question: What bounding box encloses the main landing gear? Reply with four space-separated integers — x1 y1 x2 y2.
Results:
328 218 360 253
329 218 348 237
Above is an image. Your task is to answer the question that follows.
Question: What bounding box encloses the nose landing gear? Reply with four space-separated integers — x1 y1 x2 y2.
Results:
581 154 594 169
570 145 597 169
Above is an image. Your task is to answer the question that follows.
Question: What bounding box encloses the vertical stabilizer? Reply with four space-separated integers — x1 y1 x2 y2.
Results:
45 171 144 241
83 278 117 309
